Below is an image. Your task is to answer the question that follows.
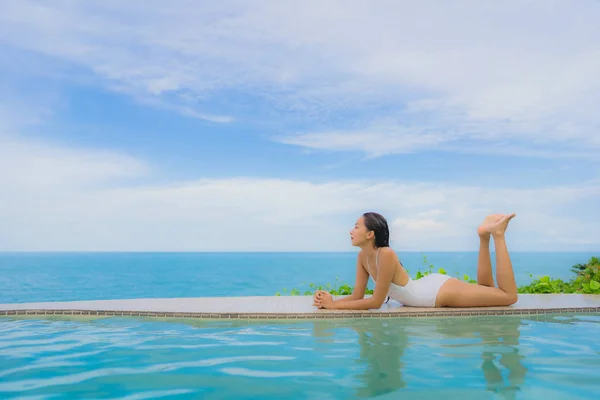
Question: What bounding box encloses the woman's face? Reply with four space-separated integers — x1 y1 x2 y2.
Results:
350 216 371 247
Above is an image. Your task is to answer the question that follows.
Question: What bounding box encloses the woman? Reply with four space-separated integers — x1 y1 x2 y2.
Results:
313 212 518 309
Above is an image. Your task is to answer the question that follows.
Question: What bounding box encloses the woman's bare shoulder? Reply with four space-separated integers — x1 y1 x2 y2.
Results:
356 250 368 267
356 250 365 261
379 247 400 261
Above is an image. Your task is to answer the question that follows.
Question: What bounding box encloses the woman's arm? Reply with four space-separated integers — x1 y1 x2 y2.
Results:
317 249 396 310
313 254 368 306
332 253 369 302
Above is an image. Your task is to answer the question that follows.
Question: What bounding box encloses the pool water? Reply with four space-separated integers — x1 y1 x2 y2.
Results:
1 314 599 399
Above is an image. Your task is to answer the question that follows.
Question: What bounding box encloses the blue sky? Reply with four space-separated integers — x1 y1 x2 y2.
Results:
0 0 599 251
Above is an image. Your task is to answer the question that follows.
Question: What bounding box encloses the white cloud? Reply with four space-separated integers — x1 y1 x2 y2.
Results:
391 217 454 251
179 108 234 124
276 125 600 159
276 126 449 157
0 137 149 187
0 2 598 252
1 1 599 154
0 136 598 251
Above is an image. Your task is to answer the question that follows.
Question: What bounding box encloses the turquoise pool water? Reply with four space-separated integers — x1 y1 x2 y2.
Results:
1 314 599 399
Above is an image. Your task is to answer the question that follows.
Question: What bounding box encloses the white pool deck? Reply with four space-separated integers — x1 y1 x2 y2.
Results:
1 294 600 319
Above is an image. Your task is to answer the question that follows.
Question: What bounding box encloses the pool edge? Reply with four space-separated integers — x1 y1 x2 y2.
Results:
2 306 600 320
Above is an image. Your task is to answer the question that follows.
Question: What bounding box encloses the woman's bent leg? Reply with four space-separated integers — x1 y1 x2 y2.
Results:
436 214 518 307
476 214 503 287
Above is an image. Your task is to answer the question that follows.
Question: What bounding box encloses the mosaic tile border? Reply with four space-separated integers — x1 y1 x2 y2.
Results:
1 307 599 319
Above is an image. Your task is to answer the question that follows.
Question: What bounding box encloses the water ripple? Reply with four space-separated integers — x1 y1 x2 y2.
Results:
111 389 197 400
221 367 333 378
0 314 599 399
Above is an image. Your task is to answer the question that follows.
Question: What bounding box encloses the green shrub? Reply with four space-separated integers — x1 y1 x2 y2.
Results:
519 256 600 294
570 256 600 294
517 275 575 294
275 278 365 297
276 255 600 296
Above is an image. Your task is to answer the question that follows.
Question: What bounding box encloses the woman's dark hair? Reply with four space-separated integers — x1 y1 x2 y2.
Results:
362 212 390 248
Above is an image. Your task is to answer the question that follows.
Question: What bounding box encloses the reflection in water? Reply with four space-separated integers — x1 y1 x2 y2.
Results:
434 315 528 399
312 319 408 398
353 320 408 397
312 315 529 398
482 320 528 399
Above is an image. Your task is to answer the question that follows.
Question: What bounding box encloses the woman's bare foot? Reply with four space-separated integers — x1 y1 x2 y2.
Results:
477 214 506 239
487 213 516 238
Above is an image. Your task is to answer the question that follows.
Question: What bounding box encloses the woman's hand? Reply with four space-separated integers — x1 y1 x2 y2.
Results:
312 290 323 307
313 290 334 309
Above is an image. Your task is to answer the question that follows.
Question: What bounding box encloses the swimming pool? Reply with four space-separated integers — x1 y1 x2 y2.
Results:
1 313 599 399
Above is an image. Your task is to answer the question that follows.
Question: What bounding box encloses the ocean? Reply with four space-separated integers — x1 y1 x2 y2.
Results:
0 251 596 304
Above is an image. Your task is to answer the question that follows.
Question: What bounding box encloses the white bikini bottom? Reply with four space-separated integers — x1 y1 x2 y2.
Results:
387 273 452 307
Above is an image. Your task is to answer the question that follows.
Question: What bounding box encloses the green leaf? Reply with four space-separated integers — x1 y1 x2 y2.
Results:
590 280 600 290
438 268 447 274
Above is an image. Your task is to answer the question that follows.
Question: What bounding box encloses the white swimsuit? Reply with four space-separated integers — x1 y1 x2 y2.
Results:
367 249 451 307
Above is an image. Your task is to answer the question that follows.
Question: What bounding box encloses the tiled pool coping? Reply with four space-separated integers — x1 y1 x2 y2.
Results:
1 294 600 319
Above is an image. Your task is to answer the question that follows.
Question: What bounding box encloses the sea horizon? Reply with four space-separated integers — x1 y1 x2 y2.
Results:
1 250 597 253
1 251 597 305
